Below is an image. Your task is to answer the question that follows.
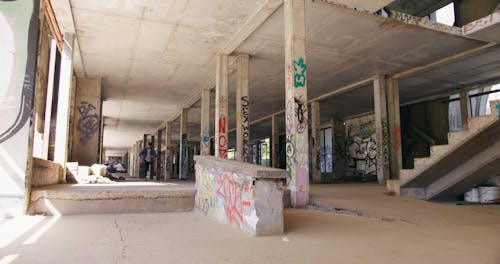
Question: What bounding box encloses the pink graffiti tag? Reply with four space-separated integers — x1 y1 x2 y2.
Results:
394 125 401 151
216 173 252 227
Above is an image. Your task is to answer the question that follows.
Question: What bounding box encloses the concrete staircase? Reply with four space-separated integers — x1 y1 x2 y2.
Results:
401 100 500 200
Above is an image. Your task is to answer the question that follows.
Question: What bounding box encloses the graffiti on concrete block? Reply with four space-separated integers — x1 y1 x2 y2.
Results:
195 165 254 229
345 115 377 176
76 101 99 144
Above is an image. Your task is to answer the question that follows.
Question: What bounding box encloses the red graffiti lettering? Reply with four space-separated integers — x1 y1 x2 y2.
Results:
394 125 401 151
216 173 252 227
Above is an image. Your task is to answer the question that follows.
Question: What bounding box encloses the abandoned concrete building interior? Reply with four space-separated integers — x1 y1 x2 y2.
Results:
1 0 500 263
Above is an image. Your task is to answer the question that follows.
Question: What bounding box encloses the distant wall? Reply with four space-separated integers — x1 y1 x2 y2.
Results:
71 78 102 166
0 0 39 218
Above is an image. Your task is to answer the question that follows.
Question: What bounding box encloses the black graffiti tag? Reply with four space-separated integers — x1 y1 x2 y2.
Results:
77 102 99 144
294 96 307 133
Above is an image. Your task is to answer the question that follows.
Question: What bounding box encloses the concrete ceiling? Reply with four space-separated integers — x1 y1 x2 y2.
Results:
53 0 500 153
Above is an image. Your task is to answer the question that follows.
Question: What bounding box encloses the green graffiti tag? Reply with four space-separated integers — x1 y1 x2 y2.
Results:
293 58 307 88
496 103 500 118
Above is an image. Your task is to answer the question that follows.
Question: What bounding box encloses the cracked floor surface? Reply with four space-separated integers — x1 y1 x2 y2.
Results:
1 207 499 264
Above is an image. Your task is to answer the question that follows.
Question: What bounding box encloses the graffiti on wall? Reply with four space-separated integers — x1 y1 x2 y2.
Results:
496 103 500 118
345 115 377 176
195 165 254 229
241 96 250 161
76 101 99 144
201 123 209 155
0 1 39 144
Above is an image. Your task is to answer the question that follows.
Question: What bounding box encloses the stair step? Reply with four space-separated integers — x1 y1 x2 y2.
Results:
448 131 468 145
430 145 450 156
414 157 434 169
467 115 497 131
400 169 415 185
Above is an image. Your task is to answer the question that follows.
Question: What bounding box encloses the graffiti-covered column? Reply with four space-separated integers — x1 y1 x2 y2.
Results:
311 101 321 183
179 108 188 180
71 78 102 166
374 75 389 184
54 33 75 181
284 0 309 207
387 78 402 181
165 121 172 181
271 115 279 168
215 53 229 159
236 54 250 162
200 89 210 155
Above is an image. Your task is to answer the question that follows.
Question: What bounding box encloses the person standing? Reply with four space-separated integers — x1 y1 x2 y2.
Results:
139 142 157 180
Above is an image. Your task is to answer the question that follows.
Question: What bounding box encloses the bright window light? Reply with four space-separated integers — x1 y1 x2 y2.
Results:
435 3 455 26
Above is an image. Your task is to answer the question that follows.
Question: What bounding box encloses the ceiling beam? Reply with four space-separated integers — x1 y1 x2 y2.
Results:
159 0 284 131
50 0 86 77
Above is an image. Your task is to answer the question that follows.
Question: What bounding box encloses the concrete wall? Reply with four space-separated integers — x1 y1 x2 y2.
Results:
0 0 39 218
70 78 102 166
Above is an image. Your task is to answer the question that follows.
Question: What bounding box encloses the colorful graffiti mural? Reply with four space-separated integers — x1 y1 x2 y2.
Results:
345 115 378 177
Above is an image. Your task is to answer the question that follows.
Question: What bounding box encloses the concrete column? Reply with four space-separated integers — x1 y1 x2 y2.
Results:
150 134 156 178
311 101 321 183
71 78 102 166
284 0 309 207
165 122 172 181
387 78 402 180
33 17 51 158
271 115 279 168
54 33 74 181
215 53 229 159
236 54 250 162
42 39 58 159
156 128 162 180
200 89 211 155
179 108 188 180
374 75 390 184
460 90 468 129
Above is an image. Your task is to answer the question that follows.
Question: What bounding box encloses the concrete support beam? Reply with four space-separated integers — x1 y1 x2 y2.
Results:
179 108 188 180
387 78 402 180
284 0 309 207
460 90 469 130
271 115 279 168
215 53 229 159
54 33 74 181
200 89 211 155
71 78 102 166
42 39 58 159
236 54 250 162
165 122 172 181
311 102 321 183
156 128 162 180
374 75 390 184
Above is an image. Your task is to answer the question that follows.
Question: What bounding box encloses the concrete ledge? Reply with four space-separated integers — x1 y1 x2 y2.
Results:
32 158 62 187
194 156 289 236
28 183 196 215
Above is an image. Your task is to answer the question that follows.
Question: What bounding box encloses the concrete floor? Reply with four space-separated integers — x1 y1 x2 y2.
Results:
1 183 499 264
